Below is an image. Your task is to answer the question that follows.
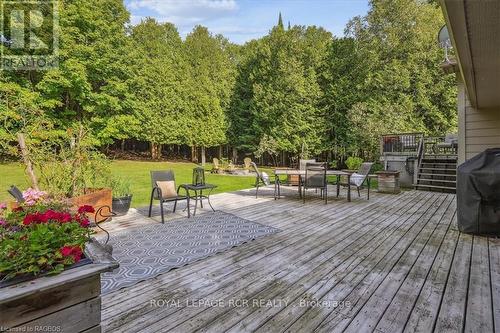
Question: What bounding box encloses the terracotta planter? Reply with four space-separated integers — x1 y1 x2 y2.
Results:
71 188 112 222
288 174 300 186
0 238 118 333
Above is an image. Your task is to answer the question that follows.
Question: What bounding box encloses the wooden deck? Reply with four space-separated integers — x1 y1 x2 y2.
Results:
99 186 500 333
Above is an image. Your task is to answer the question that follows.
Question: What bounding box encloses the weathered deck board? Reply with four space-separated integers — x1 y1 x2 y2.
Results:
464 236 494 332
98 187 498 333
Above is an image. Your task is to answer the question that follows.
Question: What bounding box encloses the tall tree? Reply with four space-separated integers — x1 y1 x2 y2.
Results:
230 22 330 161
35 0 134 146
342 0 457 156
128 18 188 159
184 26 232 165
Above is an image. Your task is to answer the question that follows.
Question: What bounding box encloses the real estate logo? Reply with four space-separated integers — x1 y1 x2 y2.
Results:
1 0 58 70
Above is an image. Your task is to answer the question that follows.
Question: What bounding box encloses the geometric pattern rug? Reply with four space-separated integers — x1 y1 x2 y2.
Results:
99 211 280 294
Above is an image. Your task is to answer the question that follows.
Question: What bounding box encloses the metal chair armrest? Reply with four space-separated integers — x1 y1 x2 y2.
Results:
152 186 162 200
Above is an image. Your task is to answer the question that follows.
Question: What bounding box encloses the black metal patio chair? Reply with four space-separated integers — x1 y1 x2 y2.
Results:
251 162 281 199
302 162 328 204
338 162 374 199
148 170 189 223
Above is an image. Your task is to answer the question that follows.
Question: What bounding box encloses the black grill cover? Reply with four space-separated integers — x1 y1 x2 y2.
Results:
457 148 500 235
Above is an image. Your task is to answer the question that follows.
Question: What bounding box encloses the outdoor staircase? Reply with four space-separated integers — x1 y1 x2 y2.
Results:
415 156 457 193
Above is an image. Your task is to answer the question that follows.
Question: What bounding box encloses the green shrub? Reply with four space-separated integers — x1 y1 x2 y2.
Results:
29 128 112 198
371 162 384 172
346 156 363 170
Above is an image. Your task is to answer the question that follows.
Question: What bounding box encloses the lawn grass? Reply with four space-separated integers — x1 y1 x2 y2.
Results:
0 160 266 208
0 160 379 208
110 160 260 207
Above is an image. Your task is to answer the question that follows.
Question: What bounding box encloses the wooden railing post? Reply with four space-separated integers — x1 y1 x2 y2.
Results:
17 133 39 190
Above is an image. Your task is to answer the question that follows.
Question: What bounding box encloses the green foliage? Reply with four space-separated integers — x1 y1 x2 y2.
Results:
29 128 112 198
35 0 133 145
230 24 331 158
128 19 187 154
111 177 131 197
254 135 279 166
346 156 364 170
339 0 457 158
184 26 234 148
0 1 457 165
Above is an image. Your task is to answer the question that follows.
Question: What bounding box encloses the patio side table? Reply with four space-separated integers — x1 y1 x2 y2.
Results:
180 183 217 217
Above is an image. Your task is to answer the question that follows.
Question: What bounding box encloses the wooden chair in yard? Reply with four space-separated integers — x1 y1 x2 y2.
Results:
302 162 328 204
339 162 374 199
243 157 252 170
148 170 189 223
211 158 220 173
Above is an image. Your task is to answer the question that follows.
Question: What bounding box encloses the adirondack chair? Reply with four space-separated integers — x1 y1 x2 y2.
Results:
243 157 252 170
212 158 220 173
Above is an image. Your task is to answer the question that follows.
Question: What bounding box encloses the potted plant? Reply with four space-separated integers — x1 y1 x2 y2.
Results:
111 177 133 216
0 192 118 332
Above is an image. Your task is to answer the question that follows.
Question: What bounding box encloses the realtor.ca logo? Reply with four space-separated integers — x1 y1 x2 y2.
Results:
1 0 59 70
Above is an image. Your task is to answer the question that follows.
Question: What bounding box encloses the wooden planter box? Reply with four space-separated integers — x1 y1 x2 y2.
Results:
375 170 401 194
0 238 118 333
287 174 300 186
71 188 112 222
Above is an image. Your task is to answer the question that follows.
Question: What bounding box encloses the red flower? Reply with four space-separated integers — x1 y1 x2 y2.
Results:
12 206 24 212
23 214 35 225
58 212 73 223
79 217 90 228
44 209 59 221
60 245 83 263
78 205 95 214
23 213 44 225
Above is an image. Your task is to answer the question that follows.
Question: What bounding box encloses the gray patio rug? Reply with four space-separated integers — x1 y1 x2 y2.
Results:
99 211 280 294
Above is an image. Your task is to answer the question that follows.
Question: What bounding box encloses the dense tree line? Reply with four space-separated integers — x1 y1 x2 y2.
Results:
0 0 456 165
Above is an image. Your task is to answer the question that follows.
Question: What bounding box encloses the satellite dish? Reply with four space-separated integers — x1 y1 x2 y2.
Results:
438 25 452 62
438 25 451 48
0 34 12 47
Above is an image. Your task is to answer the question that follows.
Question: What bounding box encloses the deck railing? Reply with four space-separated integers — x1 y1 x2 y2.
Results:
380 133 424 155
422 136 458 156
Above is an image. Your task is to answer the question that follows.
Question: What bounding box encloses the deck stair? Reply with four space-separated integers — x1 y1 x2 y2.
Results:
415 156 457 193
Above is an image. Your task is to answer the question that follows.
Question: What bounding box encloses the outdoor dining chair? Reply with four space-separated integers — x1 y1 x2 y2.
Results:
148 170 189 223
251 162 281 199
303 162 328 204
338 162 374 199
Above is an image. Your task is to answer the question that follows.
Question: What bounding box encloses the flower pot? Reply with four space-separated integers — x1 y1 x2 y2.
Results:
112 195 132 216
0 238 118 333
71 188 112 222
